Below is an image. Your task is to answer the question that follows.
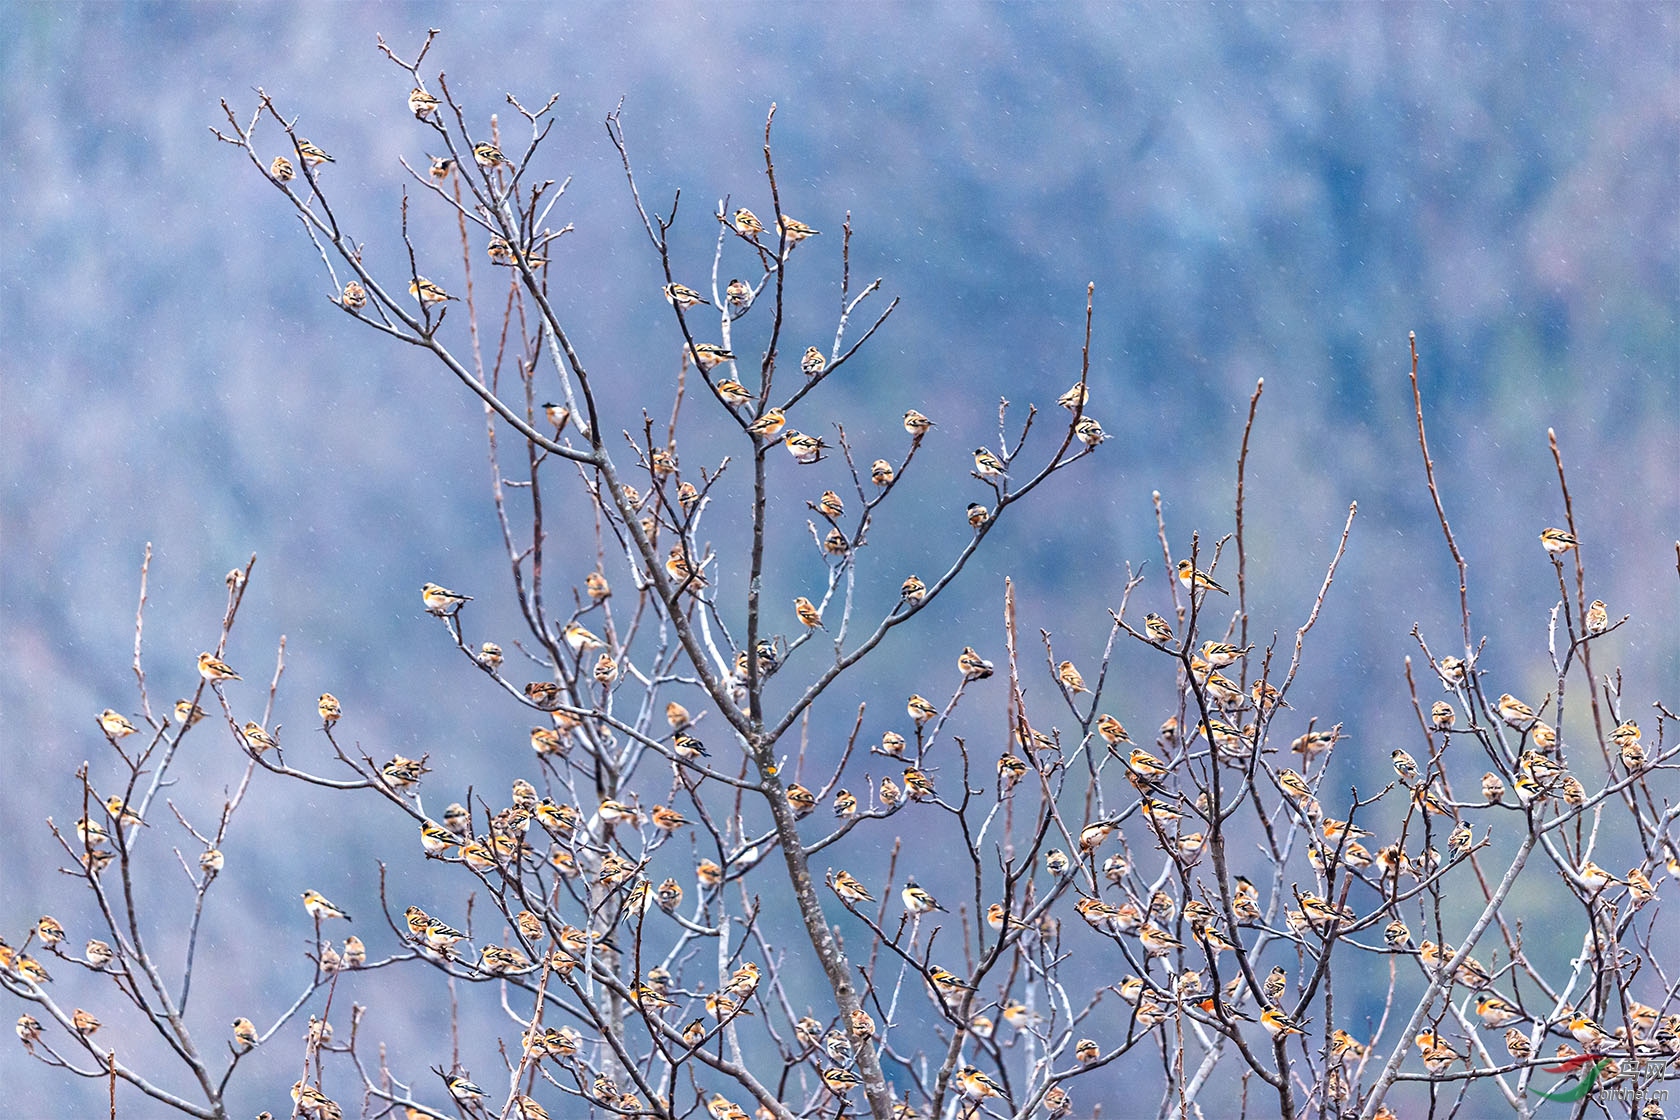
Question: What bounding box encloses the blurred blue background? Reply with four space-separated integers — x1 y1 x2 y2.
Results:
3 3 1676 1116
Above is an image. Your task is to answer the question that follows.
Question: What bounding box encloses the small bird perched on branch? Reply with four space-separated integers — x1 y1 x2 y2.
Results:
1260 1007 1306 1038
662 282 709 308
830 869 873 904
408 88 441 119
778 215 820 243
783 430 827 463
301 889 352 922
794 596 825 631
421 582 471 616
902 877 947 914
1199 640 1252 669
241 722 278 754
746 408 787 439
1177 559 1228 595
958 646 994 680
562 621 605 652
98 709 137 737
232 1017 259 1049
821 1067 863 1095
198 651 241 681
732 207 765 236
907 693 938 724
472 141 509 169
1143 612 1175 644
295 139 334 167
1496 692 1538 730
725 278 751 312
409 277 457 305
1390 748 1419 784
972 447 1008 480
1096 713 1133 749
103 796 145 828
902 409 935 437
956 1065 1004 1099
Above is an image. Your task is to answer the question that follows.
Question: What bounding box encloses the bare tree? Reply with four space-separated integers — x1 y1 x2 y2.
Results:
6 30 1675 1120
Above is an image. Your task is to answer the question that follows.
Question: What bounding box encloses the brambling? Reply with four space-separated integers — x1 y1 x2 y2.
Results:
471 141 508 168
1475 993 1523 1029
1539 527 1578 554
745 408 787 439
1199 641 1252 668
1391 749 1419 783
783 430 828 463
1096 714 1133 749
295 138 334 166
972 447 1008 479
903 768 936 800
692 343 737 371
1260 1007 1305 1038
663 282 709 308
958 646 994 680
232 1016 259 1048
408 88 441 118
794 596 826 630
197 652 241 681
1177 559 1227 595
955 1065 1004 1099
786 783 818 817
713 379 751 407
1496 693 1537 730
409 277 456 304
302 890 352 922
421 582 471 615
778 215 820 242
831 870 874 904
901 878 947 914
725 277 751 311
907 694 938 724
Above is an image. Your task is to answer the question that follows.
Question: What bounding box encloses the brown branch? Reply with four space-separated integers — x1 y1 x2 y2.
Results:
1408 332 1471 649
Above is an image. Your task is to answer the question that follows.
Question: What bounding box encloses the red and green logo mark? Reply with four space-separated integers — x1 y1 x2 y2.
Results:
1535 1054 1609 1103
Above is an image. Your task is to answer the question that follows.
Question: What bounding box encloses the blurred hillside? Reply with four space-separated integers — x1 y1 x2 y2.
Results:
2 4 1675 1116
